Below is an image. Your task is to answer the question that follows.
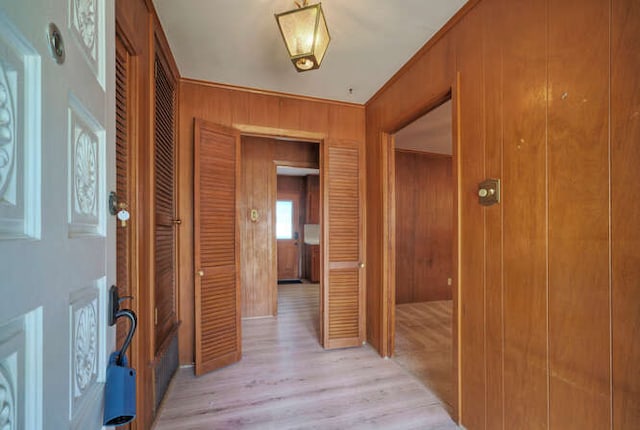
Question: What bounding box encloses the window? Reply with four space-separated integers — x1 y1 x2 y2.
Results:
276 200 293 239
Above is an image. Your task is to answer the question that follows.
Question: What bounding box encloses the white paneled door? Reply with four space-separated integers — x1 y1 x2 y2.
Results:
0 0 115 429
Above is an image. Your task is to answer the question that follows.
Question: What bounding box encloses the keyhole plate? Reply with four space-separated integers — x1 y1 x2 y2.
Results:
47 23 65 64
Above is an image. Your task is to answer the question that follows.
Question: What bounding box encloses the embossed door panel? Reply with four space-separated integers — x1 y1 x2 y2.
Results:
0 1 115 429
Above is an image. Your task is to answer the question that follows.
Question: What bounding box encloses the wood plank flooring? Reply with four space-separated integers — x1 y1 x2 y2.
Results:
393 301 454 413
153 284 457 429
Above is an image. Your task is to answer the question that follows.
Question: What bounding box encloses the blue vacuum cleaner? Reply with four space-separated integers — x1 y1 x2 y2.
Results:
104 287 137 426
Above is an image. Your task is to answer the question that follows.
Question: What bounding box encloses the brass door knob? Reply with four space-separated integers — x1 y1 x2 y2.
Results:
173 219 182 225
358 262 365 268
197 270 204 277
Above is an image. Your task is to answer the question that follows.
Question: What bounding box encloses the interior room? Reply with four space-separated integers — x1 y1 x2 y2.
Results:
1 0 638 429
392 100 455 412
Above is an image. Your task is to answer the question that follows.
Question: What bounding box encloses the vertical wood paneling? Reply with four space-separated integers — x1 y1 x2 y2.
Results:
456 7 486 428
481 0 504 428
395 151 453 304
194 120 241 375
366 0 639 428
240 138 276 317
501 0 549 428
611 0 640 428
548 1 611 428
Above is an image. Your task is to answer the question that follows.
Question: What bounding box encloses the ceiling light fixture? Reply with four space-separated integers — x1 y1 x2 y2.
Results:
275 1 331 72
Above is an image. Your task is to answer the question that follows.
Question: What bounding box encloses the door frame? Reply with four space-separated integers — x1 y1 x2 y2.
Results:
381 84 460 422
274 165 314 283
236 125 324 342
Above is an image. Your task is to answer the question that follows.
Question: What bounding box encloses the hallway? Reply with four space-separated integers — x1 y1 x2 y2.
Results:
154 284 457 429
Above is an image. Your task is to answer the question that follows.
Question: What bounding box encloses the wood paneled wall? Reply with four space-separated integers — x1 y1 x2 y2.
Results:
395 151 452 304
241 137 317 317
365 0 640 428
179 81 364 363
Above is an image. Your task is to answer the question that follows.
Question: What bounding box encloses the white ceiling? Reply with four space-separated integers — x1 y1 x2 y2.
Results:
153 0 467 104
395 99 452 155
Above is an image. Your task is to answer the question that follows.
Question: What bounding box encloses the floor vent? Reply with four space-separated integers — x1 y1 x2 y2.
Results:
154 334 179 412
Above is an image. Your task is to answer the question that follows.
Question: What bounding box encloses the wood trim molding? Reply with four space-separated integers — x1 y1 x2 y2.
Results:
394 148 452 158
182 77 365 109
234 124 327 142
380 82 460 422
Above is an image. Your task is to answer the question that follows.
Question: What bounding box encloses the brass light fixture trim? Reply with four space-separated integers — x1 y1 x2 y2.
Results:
275 1 331 72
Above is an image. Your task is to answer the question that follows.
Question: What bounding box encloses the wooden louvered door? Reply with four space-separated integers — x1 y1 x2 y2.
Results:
323 142 366 349
153 49 179 354
115 31 138 430
194 119 241 375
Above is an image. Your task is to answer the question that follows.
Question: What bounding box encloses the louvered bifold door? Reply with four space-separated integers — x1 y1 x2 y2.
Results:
194 119 241 376
154 51 178 353
323 142 365 349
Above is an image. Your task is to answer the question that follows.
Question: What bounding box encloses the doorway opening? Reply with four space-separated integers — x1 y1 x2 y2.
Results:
390 99 455 413
239 135 322 344
276 166 320 284
275 166 322 340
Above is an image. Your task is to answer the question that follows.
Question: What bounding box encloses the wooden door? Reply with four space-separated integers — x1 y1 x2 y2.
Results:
276 195 300 280
194 119 241 375
323 142 365 349
0 0 114 428
153 46 178 354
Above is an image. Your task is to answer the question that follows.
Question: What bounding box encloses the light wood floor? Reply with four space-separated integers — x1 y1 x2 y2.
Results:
154 285 457 430
393 301 453 413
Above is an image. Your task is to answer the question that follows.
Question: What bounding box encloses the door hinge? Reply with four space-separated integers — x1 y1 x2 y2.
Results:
154 307 158 326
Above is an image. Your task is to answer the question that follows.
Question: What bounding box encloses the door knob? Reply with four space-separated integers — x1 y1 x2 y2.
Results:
358 262 365 268
197 270 204 277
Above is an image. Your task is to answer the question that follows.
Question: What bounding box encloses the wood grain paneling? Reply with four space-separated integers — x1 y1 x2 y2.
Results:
306 175 320 224
394 151 453 304
179 81 364 362
240 137 318 317
548 0 611 428
240 138 276 318
500 0 548 428
611 1 640 427
193 120 241 376
481 0 504 428
366 0 640 428
456 6 487 428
